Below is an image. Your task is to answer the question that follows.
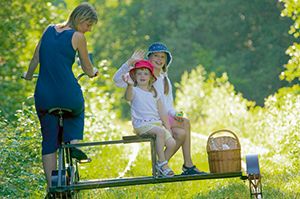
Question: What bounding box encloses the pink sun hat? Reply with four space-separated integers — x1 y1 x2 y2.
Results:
129 60 157 81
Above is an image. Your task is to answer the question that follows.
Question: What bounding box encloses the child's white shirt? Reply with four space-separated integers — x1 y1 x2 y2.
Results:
131 87 162 128
113 62 177 117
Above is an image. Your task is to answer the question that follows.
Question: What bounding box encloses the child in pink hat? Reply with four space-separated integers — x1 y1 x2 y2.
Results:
123 60 176 177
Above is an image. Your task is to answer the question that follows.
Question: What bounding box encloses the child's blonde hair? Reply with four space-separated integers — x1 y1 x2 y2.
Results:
162 69 169 95
60 3 98 30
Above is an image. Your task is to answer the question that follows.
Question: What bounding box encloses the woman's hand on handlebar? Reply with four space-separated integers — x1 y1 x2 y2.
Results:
22 72 38 80
77 67 98 80
87 67 98 78
92 67 98 77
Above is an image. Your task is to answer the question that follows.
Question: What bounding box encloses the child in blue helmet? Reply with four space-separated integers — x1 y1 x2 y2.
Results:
114 43 206 175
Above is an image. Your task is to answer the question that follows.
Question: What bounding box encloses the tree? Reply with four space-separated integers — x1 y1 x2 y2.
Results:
92 0 293 105
164 0 293 104
0 1 65 119
279 0 300 82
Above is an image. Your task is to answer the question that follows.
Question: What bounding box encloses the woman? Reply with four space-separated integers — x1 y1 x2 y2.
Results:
23 2 98 188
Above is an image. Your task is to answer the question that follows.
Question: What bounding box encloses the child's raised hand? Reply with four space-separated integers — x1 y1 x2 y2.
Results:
132 49 145 60
127 49 145 66
122 73 134 85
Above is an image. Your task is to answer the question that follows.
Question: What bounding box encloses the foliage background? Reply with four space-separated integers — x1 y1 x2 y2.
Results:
1 0 299 198
92 0 294 105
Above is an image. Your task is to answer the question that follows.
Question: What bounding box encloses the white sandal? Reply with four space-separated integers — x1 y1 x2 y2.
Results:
155 161 174 177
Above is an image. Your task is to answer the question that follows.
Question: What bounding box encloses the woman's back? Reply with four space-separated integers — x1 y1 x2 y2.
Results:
35 25 84 113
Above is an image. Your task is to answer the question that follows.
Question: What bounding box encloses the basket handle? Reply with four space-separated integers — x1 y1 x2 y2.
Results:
206 129 241 151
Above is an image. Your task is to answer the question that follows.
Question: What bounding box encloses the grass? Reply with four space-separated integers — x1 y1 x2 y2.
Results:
75 120 249 198
66 120 300 198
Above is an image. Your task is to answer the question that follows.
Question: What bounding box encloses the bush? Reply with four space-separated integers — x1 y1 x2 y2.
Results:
175 65 254 136
0 62 122 198
0 103 44 198
175 65 300 195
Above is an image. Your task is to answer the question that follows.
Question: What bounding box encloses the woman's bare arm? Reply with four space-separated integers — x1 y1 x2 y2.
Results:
74 32 97 77
24 41 41 80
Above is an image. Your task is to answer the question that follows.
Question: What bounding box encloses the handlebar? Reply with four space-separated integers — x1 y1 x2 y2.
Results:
76 73 88 80
21 73 89 80
21 74 39 79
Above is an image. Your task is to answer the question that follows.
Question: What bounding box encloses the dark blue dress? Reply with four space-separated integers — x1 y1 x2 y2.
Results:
35 25 84 155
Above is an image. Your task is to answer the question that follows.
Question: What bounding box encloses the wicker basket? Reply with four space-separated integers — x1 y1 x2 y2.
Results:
207 129 241 173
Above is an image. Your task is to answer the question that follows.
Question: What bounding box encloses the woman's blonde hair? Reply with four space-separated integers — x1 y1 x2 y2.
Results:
62 2 98 30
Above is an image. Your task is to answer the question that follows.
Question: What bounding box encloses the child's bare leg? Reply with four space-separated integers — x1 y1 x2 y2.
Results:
170 118 194 167
181 118 193 167
165 127 185 160
164 137 176 161
146 127 166 162
146 127 174 175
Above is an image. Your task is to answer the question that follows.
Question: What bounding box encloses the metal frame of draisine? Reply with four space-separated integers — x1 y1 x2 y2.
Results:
49 135 262 198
